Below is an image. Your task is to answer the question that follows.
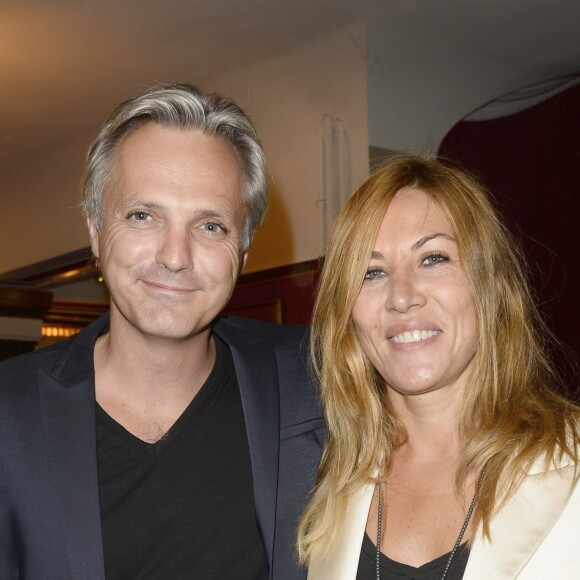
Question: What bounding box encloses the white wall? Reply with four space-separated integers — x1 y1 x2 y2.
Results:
0 24 368 279
0 136 92 274
3 1 579 284
0 316 42 341
366 3 580 153
215 25 369 273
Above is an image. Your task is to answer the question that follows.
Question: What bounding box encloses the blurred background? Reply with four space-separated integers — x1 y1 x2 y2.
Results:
0 0 578 379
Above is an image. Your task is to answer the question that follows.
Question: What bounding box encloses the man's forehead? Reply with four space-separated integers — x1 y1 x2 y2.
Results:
102 124 245 209
116 122 238 161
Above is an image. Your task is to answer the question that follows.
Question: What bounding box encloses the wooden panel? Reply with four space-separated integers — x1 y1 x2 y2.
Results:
0 340 37 362
224 259 320 324
0 288 52 319
0 248 95 289
0 260 321 346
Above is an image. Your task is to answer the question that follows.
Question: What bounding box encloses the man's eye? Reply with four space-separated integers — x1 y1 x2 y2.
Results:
203 222 225 234
128 211 151 221
364 268 385 281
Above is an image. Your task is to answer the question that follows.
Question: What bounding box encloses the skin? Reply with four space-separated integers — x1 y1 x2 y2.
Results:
352 187 479 566
88 123 247 442
351 187 477 403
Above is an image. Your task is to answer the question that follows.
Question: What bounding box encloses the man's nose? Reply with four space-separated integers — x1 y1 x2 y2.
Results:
155 224 194 272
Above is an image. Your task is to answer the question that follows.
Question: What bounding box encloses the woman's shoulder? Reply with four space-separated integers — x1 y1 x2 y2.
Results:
527 430 580 477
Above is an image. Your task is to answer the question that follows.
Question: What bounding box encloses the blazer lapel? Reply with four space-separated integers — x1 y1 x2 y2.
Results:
38 316 108 580
308 456 577 580
465 461 577 579
308 483 374 580
214 319 281 570
38 371 105 580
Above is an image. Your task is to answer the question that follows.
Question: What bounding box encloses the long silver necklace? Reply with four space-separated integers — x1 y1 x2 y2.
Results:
375 475 481 580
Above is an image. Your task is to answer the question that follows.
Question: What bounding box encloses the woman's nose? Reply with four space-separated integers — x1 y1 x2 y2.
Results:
385 267 426 313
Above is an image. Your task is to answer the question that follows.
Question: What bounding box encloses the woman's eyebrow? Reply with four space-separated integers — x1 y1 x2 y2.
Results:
412 233 455 250
368 233 456 260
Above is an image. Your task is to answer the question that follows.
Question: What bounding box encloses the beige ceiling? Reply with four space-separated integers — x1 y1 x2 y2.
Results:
1 0 579 277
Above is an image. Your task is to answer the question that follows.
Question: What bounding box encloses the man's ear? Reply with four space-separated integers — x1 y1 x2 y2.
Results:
87 215 100 260
239 250 248 274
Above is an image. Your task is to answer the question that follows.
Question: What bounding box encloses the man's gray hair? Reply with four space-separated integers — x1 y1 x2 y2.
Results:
82 83 268 250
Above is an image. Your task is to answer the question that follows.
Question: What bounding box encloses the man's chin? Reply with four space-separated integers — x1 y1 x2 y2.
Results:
141 321 211 342
114 312 212 343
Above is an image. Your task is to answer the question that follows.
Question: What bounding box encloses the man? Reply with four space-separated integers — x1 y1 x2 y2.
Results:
0 84 323 579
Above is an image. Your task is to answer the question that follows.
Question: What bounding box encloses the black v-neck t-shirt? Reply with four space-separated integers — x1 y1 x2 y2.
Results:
96 335 268 580
357 533 469 580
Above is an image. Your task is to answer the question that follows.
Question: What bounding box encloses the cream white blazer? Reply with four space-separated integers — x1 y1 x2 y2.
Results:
308 456 580 579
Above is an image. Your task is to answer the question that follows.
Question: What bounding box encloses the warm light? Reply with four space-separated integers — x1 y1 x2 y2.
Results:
41 326 81 338
60 268 83 279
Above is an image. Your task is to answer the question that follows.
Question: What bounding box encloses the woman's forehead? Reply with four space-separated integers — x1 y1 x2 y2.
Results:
377 187 454 241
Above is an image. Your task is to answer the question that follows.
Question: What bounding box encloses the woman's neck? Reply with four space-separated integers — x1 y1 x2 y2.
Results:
389 385 465 462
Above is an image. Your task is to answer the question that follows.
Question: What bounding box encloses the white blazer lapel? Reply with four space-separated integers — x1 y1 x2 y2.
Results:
308 483 374 580
464 461 577 579
309 457 577 580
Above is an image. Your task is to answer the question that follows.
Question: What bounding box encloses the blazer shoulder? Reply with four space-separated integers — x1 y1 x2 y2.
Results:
0 341 64 382
0 312 108 395
214 315 309 346
214 317 321 430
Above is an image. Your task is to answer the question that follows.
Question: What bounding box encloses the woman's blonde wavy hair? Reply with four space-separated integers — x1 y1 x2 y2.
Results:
298 154 579 562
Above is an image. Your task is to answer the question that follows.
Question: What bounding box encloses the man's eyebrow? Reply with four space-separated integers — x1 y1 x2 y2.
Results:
412 233 455 250
119 200 162 211
193 209 229 220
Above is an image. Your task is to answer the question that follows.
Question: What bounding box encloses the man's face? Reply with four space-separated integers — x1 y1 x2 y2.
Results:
88 123 247 342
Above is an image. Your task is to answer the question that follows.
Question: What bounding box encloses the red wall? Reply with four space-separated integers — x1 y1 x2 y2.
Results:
439 82 580 380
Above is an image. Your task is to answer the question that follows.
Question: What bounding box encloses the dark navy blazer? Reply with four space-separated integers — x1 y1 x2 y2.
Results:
0 313 324 580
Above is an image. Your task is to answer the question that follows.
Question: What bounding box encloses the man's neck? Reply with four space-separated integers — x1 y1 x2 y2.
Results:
93 320 216 442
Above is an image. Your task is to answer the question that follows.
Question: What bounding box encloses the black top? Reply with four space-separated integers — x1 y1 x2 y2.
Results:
356 533 469 580
97 335 268 580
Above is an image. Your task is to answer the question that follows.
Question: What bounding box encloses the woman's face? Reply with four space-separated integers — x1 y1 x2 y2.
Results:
351 187 478 397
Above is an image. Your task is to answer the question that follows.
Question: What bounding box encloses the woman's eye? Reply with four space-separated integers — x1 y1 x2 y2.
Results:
364 268 385 281
422 253 448 266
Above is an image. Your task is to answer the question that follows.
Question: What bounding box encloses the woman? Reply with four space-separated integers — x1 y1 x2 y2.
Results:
298 155 580 579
